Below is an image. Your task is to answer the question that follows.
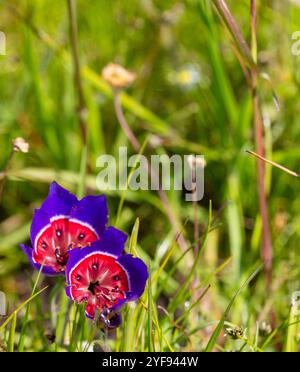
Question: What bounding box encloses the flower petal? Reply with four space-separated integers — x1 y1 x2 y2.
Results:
99 310 122 329
95 226 127 257
20 244 63 276
117 255 148 299
30 208 51 249
30 182 77 249
66 228 127 276
85 303 96 319
65 285 72 299
66 229 127 286
39 182 78 219
70 195 108 238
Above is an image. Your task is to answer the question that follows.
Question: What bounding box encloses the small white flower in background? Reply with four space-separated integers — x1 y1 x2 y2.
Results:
168 63 211 90
102 63 136 89
12 137 29 153
0 291 6 317
168 64 201 90
184 301 190 309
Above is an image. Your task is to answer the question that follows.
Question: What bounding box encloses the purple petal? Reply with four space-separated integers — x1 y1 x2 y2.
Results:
30 182 77 248
20 243 34 261
96 226 128 257
85 309 94 320
20 244 63 277
117 255 148 299
111 293 135 311
30 208 51 248
65 286 72 299
39 182 77 219
70 195 108 238
39 265 64 276
99 310 122 329
65 248 87 284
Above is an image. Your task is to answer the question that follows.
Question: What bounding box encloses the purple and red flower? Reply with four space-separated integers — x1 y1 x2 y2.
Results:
65 228 148 321
20 181 148 325
20 182 110 275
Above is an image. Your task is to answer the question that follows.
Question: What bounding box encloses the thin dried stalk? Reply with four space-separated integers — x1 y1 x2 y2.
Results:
246 150 300 178
212 0 273 286
212 0 255 68
113 91 188 252
250 0 272 287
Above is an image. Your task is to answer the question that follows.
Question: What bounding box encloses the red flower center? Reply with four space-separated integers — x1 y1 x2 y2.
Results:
69 253 129 318
33 217 98 272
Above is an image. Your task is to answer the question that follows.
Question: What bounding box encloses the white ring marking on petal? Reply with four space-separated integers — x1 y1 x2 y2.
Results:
34 223 51 254
68 251 119 299
69 218 100 239
34 215 70 253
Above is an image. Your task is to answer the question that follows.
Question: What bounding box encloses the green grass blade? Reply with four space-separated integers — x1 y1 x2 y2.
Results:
0 286 48 332
18 262 45 351
205 264 263 352
129 218 140 256
284 306 300 352
7 312 16 352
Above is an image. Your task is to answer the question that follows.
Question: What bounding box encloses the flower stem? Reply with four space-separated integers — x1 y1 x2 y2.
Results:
113 90 188 252
250 0 272 288
212 0 255 69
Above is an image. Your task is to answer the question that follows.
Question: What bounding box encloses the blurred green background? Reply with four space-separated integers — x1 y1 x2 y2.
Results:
1 0 300 351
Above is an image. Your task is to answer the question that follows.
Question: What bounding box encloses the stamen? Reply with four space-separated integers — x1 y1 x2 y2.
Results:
55 249 68 266
88 281 99 295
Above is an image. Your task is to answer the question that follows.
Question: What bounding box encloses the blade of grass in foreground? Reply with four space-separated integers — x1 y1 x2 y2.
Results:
77 144 88 199
261 318 300 351
205 264 263 352
55 288 70 349
129 218 140 256
18 260 45 351
147 264 154 352
0 286 48 332
284 306 300 352
7 312 16 352
168 201 213 313
115 135 150 227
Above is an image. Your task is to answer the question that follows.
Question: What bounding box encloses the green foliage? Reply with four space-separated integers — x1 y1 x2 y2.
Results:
1 0 300 352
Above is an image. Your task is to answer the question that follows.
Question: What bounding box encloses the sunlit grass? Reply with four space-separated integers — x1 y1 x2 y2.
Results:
1 0 300 352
